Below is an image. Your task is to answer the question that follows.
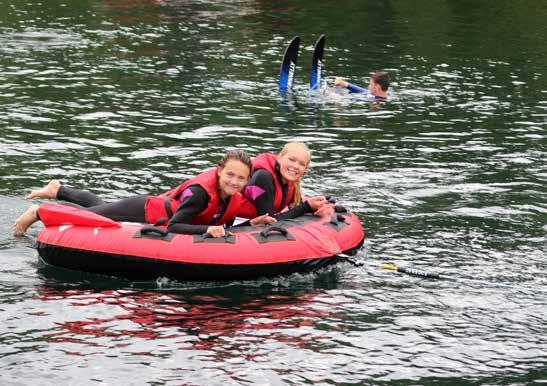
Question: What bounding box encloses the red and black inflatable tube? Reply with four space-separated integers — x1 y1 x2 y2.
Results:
35 203 365 281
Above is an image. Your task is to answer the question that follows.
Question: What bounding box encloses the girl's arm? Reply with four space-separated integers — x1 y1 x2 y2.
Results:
243 169 276 216
167 185 210 234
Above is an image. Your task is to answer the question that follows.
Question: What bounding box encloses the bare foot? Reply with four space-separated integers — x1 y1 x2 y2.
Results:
26 179 61 200
13 205 39 237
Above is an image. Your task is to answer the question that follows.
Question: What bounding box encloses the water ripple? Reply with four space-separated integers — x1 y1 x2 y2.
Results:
0 0 546 384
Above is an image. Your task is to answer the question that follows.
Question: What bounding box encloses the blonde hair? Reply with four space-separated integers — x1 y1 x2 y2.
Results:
277 142 311 207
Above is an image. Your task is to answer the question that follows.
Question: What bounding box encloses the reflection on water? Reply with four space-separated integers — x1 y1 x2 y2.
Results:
0 0 545 384
38 286 329 348
2 268 544 384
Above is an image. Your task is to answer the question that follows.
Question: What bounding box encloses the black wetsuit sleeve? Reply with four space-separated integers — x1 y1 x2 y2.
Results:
167 185 210 235
274 201 312 221
246 169 315 221
247 169 276 216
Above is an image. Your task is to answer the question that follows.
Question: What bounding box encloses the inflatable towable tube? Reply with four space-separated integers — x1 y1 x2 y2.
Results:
35 203 364 281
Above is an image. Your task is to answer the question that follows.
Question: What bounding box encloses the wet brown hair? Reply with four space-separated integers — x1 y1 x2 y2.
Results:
218 149 252 176
371 71 390 91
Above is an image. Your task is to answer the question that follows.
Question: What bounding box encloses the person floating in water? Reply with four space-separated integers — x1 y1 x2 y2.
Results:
334 70 390 103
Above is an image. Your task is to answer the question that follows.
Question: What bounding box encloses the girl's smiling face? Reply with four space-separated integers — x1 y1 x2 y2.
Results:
217 159 250 198
277 144 310 183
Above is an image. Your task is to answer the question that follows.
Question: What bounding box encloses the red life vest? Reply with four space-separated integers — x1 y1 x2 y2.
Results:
144 168 243 226
238 153 296 218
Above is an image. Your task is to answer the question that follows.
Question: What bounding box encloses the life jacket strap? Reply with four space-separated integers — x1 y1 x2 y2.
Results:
162 195 174 222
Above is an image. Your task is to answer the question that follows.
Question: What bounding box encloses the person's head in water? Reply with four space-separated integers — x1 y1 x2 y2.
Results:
333 70 390 99
276 142 311 206
217 149 252 198
369 71 390 96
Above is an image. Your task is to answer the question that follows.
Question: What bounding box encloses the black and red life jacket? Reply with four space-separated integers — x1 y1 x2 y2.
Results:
144 168 243 226
238 153 296 218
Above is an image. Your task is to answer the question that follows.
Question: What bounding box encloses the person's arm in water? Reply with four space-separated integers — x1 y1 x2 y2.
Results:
334 77 368 94
167 185 218 235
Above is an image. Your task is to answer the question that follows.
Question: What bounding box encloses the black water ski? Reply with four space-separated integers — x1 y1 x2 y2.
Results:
310 34 325 90
278 36 300 92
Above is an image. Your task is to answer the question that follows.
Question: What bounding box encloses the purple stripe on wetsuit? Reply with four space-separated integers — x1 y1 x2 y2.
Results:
244 185 266 201
180 188 193 202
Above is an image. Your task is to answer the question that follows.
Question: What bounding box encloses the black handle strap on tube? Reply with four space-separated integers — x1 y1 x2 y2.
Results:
260 225 289 238
203 230 235 239
202 232 236 244
133 226 175 241
330 213 346 225
141 226 169 237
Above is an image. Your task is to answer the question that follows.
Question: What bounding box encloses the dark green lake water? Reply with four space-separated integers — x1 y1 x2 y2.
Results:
1 0 546 384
